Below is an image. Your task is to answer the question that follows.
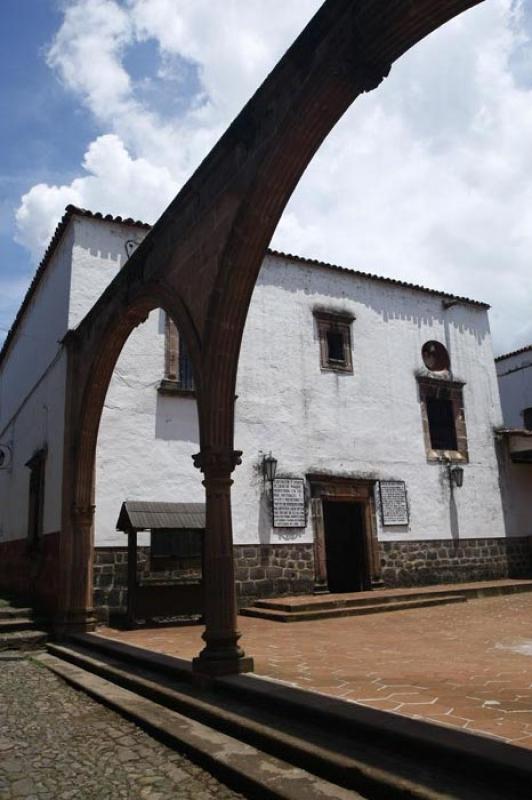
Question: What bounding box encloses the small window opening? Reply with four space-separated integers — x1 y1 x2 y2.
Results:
326 329 345 363
426 394 457 451
523 408 532 431
314 311 354 373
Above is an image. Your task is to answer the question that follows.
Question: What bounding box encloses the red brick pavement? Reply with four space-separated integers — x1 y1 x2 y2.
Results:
99 593 532 748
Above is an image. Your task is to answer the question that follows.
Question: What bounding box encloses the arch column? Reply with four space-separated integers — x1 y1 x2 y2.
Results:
192 447 253 676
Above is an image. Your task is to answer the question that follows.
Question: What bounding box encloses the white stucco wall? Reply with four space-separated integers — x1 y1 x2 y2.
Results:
69 217 148 329
94 245 507 548
496 348 532 429
95 309 203 546
0 222 73 545
0 210 507 552
0 354 67 544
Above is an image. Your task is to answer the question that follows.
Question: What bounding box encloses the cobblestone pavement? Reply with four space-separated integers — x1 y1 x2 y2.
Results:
101 592 532 748
0 658 244 800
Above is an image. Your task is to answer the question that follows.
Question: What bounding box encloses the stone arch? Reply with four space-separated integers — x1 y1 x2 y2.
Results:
58 288 204 628
58 0 483 674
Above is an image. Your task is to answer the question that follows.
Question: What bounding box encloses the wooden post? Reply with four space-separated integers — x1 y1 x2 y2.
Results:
127 528 138 628
311 497 329 593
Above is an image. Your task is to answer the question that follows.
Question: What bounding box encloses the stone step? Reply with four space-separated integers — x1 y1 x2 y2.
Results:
0 606 34 620
241 594 467 622
0 629 48 651
38 652 366 800
44 635 532 800
252 579 532 615
253 589 461 613
0 617 37 633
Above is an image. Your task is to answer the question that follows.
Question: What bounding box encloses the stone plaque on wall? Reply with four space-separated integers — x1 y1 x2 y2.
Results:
379 481 409 526
272 478 306 528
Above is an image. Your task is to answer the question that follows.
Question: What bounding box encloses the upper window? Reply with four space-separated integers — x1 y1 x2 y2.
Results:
523 408 532 431
422 341 450 372
159 315 195 394
418 377 468 462
26 448 46 546
314 311 354 373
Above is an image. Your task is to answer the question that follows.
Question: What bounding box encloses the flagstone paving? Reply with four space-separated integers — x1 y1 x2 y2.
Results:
0 658 243 800
100 592 532 749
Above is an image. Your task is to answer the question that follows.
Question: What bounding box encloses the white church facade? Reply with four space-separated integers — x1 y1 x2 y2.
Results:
0 207 530 617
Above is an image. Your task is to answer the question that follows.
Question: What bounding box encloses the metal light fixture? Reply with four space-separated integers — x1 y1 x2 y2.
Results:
263 452 278 483
449 465 464 488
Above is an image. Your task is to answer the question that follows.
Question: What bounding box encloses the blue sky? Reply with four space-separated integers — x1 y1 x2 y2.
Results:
1 0 532 355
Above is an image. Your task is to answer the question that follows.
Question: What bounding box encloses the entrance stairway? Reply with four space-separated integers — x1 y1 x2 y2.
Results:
40 632 532 800
0 601 48 651
240 578 532 622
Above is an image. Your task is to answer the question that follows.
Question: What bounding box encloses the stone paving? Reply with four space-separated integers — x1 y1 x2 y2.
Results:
0 657 244 800
101 592 532 749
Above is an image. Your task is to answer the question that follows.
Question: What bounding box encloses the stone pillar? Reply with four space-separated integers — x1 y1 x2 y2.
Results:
192 448 254 677
60 505 98 634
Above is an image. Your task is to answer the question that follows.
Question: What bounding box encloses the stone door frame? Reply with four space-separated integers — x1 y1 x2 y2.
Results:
308 475 382 593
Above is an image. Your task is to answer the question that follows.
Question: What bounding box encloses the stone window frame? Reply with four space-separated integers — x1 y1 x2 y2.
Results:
158 314 196 396
313 309 354 373
417 375 469 463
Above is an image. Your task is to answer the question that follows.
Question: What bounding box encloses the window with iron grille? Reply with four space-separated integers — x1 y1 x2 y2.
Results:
159 314 195 393
418 377 468 462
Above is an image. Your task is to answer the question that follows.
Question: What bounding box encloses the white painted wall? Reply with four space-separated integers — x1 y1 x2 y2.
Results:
0 211 508 551
0 224 74 544
94 246 507 548
69 217 148 328
496 349 532 429
0 213 149 547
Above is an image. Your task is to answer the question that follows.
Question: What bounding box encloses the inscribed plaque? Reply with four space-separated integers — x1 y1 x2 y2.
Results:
272 478 306 528
379 481 409 526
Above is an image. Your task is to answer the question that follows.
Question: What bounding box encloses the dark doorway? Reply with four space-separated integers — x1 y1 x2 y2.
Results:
323 500 367 592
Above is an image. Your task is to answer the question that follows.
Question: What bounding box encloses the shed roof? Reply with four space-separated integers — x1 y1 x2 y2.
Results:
116 501 205 532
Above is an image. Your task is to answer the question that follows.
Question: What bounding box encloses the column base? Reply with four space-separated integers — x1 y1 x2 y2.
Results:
51 609 98 640
192 654 254 678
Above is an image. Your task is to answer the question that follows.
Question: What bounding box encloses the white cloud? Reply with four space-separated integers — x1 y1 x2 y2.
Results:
13 0 532 352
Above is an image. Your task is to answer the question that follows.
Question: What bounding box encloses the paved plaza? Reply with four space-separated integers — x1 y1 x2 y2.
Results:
101 592 532 749
0 658 243 800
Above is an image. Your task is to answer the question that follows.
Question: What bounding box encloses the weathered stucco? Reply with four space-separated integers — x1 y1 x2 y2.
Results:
87 219 508 549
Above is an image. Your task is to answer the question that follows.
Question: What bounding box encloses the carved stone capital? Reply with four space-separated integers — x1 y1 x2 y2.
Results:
192 448 243 477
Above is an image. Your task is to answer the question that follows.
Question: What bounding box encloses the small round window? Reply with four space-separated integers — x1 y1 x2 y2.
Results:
422 341 450 372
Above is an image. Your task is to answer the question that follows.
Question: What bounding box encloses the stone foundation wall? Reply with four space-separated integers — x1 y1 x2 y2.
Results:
380 536 532 588
234 544 315 605
94 543 316 615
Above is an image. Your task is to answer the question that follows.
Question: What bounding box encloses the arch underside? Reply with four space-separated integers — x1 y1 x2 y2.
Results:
59 0 484 658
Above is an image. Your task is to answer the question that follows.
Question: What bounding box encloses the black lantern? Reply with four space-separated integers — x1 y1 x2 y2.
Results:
450 465 464 488
263 452 278 483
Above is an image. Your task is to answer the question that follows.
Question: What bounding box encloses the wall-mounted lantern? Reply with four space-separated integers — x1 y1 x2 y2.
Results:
449 464 464 489
263 452 278 483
